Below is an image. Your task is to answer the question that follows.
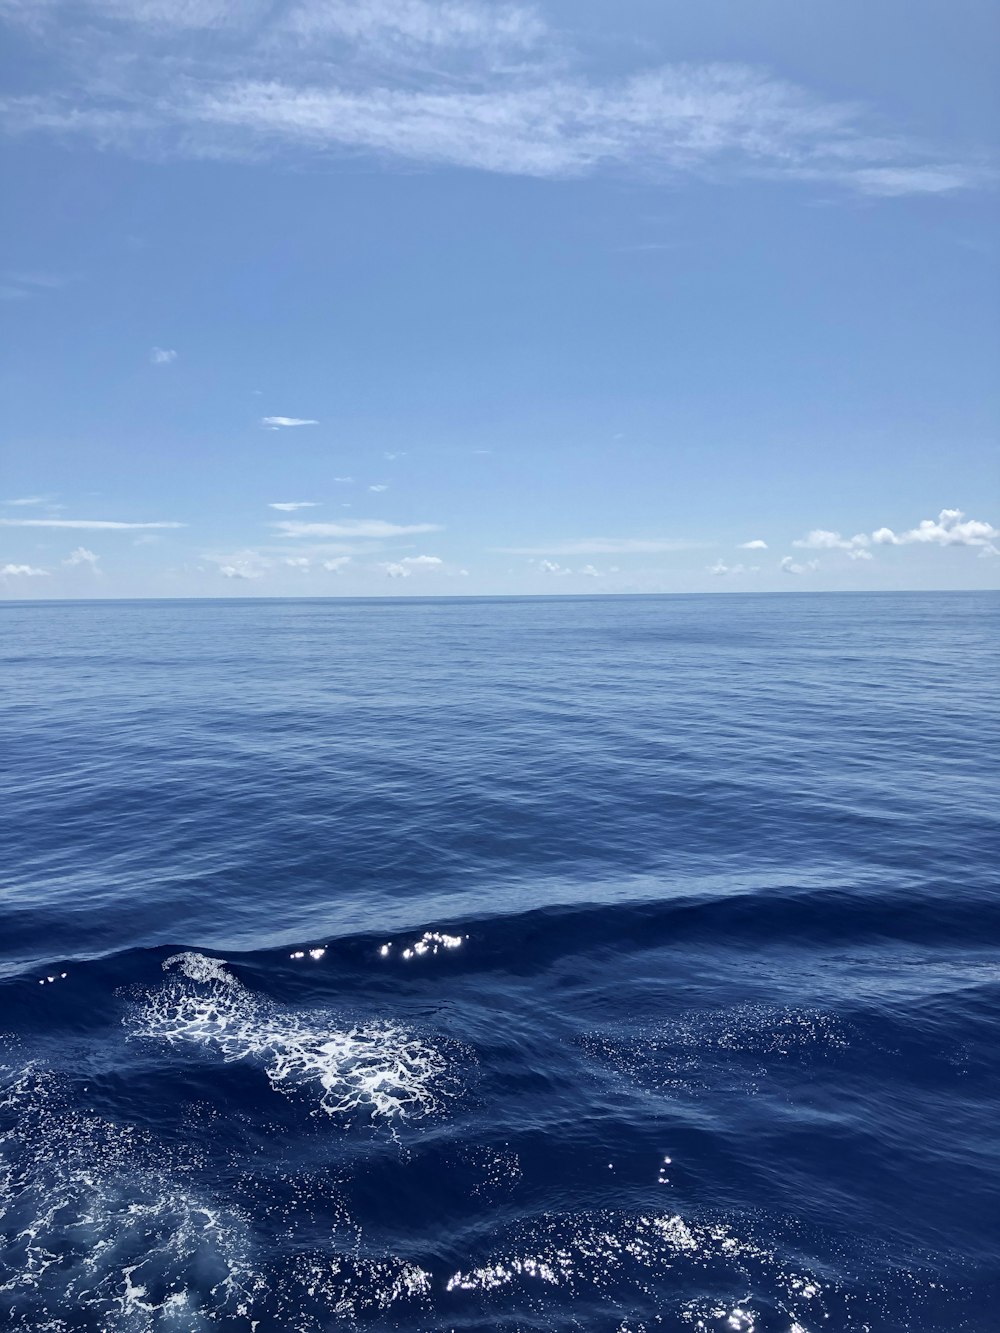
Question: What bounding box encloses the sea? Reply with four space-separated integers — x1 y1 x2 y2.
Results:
1 591 997 1332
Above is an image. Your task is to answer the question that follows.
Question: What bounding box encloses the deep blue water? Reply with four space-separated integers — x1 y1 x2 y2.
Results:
1 592 998 1332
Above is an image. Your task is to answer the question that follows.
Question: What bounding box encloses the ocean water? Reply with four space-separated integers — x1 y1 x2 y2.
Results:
1 591 998 1332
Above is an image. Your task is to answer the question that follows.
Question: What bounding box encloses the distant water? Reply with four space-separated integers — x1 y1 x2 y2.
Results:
1 592 998 1332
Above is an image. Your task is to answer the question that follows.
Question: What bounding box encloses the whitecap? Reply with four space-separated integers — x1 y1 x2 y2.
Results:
134 953 457 1121
163 951 235 987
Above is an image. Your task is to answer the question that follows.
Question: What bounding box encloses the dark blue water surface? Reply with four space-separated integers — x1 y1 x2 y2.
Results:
1 592 998 1332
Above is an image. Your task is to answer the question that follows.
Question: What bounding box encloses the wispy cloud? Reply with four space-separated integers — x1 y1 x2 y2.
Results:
499 537 703 555
323 555 351 572
739 539 768 550
261 416 318 428
274 519 441 538
150 345 177 364
0 518 184 529
4 495 54 506
0 270 71 301
219 562 263 580
63 546 100 567
268 501 319 511
369 484 389 493
780 555 819 575
709 560 757 575
1 563 49 577
0 1 984 198
794 528 871 552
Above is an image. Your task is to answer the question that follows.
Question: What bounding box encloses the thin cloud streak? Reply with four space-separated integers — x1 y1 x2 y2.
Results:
0 518 185 529
274 519 442 538
498 538 705 555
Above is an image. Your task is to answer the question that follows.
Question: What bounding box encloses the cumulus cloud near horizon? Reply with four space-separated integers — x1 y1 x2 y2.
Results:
1 562 49 577
873 508 998 551
792 509 998 560
780 555 819 576
380 554 444 577
709 560 757 575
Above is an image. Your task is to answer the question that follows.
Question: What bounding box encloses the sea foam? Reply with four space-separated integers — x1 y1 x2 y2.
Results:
131 953 456 1121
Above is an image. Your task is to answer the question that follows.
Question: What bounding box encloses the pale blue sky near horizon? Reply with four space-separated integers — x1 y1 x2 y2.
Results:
1 0 998 598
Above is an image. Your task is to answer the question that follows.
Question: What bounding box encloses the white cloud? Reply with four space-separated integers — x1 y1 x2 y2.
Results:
283 0 545 53
780 555 819 575
150 345 176 364
220 563 262 580
260 416 318 428
369 484 389 492
500 537 703 555
0 4 981 199
537 559 571 575
0 563 49 577
793 529 871 551
739 539 768 550
709 560 756 575
789 509 999 560
274 519 441 538
268 501 319 511
333 476 354 483
379 553 443 577
63 546 99 567
4 495 52 506
0 517 184 529
872 508 998 549
579 564 601 578
284 556 310 569
322 556 351 572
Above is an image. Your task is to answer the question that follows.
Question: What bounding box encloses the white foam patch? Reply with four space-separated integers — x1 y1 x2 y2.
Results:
133 953 458 1121
163 951 235 986
0 1067 263 1330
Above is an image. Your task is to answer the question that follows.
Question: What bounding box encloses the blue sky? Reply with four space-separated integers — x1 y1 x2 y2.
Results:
1 0 997 597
